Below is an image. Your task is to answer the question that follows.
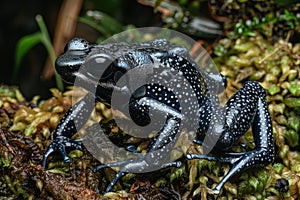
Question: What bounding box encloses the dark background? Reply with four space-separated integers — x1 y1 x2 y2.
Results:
0 0 158 99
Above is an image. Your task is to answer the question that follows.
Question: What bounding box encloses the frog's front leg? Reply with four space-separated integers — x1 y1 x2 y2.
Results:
93 97 183 193
188 81 275 194
42 93 95 167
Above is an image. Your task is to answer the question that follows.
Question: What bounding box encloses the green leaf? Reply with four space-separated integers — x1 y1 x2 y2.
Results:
274 0 300 6
170 166 185 182
288 115 300 132
0 87 16 98
285 129 299 147
285 98 300 108
288 82 300 96
249 176 259 190
13 32 42 83
214 44 227 57
233 42 256 52
35 15 63 91
273 163 285 174
268 84 280 95
24 125 37 136
256 169 268 186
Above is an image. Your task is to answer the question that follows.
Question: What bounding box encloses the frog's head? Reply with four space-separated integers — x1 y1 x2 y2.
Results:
55 38 121 86
55 38 159 97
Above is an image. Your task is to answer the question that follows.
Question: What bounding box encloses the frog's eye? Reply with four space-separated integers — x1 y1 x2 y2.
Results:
85 53 116 80
65 38 89 52
113 71 124 83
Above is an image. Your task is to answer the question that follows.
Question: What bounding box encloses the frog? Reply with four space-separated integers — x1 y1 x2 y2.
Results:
42 38 275 195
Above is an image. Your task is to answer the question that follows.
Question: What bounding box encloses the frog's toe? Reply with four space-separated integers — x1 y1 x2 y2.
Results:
93 158 181 193
161 160 182 168
93 159 135 173
42 148 54 168
42 136 82 168
92 160 130 193
104 170 127 193
212 188 221 195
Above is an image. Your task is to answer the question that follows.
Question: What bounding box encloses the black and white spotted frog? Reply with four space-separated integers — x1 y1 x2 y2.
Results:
42 38 275 195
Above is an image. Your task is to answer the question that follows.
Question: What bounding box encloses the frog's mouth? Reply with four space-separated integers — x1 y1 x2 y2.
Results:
73 70 128 94
55 53 87 83
73 70 104 86
56 65 82 83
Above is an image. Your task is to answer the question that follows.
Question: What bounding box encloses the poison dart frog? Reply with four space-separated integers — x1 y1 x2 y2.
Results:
42 38 275 194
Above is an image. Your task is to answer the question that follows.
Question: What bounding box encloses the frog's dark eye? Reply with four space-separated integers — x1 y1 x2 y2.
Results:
65 38 89 52
113 71 124 83
85 53 116 80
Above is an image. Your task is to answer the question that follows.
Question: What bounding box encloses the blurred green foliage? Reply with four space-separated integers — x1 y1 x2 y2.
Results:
14 15 63 90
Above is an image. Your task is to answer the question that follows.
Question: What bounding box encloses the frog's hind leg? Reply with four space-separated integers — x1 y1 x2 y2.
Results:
188 81 275 195
187 148 271 194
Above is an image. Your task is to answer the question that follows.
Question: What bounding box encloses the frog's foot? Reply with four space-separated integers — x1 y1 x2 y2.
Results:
93 160 129 193
42 136 82 168
93 158 182 193
187 147 271 195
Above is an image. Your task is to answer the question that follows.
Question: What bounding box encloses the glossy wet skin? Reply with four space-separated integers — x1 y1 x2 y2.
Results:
43 38 275 195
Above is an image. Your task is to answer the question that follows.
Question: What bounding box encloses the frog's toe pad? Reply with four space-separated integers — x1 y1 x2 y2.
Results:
42 136 82 167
